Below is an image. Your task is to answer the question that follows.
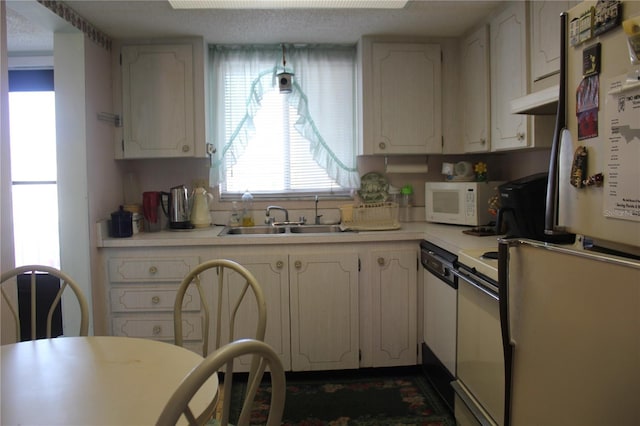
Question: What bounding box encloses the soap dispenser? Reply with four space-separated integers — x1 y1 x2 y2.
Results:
241 190 255 226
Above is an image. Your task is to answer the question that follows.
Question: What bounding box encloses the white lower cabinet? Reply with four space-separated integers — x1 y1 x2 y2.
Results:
106 252 203 353
213 250 292 371
358 242 420 368
369 246 418 367
102 241 420 372
226 247 359 372
289 251 359 371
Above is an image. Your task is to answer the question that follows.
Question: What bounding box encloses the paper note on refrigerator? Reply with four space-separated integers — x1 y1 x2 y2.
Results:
604 76 640 222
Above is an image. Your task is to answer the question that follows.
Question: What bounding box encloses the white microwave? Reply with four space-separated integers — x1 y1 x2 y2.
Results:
425 181 504 226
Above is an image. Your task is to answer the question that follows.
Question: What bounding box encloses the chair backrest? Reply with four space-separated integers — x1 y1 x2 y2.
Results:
0 265 89 342
174 259 267 357
157 338 286 426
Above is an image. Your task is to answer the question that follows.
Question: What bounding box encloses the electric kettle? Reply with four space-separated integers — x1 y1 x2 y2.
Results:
161 185 193 229
190 187 213 228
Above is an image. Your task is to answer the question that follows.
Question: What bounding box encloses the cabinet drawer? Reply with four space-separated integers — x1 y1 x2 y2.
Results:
112 315 202 341
110 285 200 312
108 256 199 282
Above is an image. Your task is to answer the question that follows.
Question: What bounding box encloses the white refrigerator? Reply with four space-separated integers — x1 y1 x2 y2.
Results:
499 1 640 425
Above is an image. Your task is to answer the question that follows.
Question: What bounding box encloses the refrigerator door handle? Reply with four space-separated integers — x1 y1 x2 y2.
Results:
545 11 568 236
498 239 514 426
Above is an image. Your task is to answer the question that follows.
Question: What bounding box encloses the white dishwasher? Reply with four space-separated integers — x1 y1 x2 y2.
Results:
452 249 504 426
420 240 457 412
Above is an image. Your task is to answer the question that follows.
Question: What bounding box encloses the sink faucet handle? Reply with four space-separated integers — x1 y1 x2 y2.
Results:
314 195 322 224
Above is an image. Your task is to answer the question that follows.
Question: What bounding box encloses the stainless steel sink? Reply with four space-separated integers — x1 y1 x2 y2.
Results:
288 225 344 233
219 226 286 235
218 224 347 236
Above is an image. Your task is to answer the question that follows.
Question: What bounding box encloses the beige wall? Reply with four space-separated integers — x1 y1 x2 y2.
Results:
53 31 120 336
83 35 119 335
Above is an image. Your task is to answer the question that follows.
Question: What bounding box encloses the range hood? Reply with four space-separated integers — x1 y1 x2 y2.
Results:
510 84 559 115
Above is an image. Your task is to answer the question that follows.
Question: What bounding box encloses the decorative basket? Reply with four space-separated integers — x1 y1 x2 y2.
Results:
340 202 400 230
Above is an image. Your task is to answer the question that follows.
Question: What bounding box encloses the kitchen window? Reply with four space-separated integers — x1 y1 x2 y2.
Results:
209 44 359 198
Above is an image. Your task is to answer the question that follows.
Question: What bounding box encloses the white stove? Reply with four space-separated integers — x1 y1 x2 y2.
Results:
457 248 499 281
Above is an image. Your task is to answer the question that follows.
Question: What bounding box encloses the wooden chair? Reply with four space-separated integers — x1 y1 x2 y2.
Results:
1 264 89 341
174 258 267 357
157 338 286 426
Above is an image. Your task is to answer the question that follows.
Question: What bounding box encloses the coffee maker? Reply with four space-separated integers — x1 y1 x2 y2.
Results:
496 173 549 241
496 173 575 244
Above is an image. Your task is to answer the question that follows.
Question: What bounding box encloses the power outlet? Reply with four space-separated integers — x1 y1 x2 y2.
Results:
191 178 208 189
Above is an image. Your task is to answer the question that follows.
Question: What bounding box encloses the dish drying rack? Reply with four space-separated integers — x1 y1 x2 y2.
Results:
340 202 400 231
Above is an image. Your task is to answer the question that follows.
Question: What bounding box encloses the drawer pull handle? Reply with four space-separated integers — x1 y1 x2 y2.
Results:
294 260 302 269
151 296 160 304
276 260 284 269
149 266 158 275
378 142 386 150
152 325 162 335
377 257 385 266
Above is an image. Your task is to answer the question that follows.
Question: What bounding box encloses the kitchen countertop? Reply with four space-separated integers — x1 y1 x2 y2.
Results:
458 248 499 281
97 221 502 256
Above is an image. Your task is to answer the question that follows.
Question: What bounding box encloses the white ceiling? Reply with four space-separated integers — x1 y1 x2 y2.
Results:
6 0 504 54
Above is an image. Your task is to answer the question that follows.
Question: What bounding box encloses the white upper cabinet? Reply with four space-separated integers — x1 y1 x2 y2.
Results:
359 39 442 155
530 1 576 82
461 25 491 153
116 38 207 159
490 1 530 151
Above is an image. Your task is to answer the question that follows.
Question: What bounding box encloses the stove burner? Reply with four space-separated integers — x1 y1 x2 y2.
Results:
481 251 499 260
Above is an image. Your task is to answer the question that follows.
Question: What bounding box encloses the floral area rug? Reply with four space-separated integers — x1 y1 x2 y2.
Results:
228 368 456 426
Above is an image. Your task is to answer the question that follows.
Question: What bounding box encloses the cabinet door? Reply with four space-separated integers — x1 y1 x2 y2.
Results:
121 44 195 158
461 25 491 153
221 253 291 371
290 252 359 371
370 248 417 367
530 1 576 82
371 43 442 154
490 2 529 151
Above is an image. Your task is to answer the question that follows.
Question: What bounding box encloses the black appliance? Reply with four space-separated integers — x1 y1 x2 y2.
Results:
496 173 574 243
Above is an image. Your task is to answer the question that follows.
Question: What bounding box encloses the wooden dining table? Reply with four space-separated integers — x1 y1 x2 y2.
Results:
1 336 218 425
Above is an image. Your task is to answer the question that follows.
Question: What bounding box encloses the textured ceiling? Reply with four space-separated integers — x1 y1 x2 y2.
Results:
7 0 504 53
6 5 53 53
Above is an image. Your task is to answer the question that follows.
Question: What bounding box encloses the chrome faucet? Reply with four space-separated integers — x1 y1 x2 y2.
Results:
265 205 289 224
314 195 323 225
